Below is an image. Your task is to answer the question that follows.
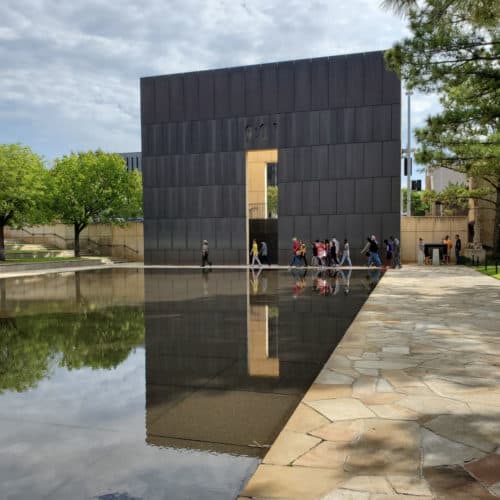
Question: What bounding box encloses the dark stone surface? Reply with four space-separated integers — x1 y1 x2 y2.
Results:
141 51 400 264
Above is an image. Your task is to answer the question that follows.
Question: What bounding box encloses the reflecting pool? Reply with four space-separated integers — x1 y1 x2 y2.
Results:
0 268 381 499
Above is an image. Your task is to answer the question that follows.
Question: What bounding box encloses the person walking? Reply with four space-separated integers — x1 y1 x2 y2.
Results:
384 239 393 267
455 234 462 264
332 237 340 265
201 239 212 267
290 237 302 267
311 240 319 266
391 236 401 269
367 237 382 267
317 240 327 266
250 239 262 267
361 237 371 265
417 237 425 265
260 241 271 266
299 240 308 267
339 238 352 267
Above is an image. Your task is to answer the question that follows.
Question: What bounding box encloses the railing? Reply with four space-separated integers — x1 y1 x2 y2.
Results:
7 227 140 260
248 203 277 219
84 238 139 259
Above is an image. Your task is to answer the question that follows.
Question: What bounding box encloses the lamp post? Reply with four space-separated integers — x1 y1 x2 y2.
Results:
406 89 413 216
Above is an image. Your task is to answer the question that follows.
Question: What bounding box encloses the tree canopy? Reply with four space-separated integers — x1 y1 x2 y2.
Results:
50 150 143 256
384 0 500 254
0 144 48 260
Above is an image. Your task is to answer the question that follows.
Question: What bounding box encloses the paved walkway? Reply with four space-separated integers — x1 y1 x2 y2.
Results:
240 266 500 499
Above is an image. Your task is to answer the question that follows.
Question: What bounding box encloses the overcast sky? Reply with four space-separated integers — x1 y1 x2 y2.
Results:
1 0 437 180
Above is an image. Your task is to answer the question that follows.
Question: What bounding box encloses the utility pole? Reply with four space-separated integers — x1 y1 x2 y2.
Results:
406 89 413 216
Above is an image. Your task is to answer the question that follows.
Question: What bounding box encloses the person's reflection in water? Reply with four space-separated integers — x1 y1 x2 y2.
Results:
201 267 211 296
338 268 352 295
332 271 341 296
290 268 307 298
313 270 332 296
250 266 263 294
367 268 382 289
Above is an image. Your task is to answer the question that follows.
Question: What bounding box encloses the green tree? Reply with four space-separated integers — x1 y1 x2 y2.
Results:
0 144 48 261
402 188 432 215
422 183 471 215
383 0 500 255
267 186 278 217
50 151 143 257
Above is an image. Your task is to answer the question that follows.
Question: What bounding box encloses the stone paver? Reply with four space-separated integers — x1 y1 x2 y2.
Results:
242 266 500 499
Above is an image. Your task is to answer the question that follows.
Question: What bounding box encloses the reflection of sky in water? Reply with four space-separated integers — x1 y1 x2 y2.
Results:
0 348 258 500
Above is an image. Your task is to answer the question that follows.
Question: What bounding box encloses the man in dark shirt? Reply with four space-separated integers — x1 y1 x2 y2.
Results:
455 234 462 265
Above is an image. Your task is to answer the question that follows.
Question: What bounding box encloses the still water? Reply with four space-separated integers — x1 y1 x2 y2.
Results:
0 268 381 500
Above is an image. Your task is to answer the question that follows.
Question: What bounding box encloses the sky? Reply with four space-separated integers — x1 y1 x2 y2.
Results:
0 0 437 182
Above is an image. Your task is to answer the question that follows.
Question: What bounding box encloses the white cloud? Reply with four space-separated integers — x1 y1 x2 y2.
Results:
0 0 435 162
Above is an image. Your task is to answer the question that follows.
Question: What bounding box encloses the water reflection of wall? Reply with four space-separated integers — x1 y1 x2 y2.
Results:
0 269 145 316
144 269 372 457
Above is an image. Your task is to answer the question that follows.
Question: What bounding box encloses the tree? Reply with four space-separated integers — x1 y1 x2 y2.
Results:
421 183 470 215
0 144 48 261
267 186 278 217
401 188 432 215
50 151 143 257
383 0 500 255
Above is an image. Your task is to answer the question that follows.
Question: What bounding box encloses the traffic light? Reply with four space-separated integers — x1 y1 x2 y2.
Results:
403 157 412 176
412 180 422 191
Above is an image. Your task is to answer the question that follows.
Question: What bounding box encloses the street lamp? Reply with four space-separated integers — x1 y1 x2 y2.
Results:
405 89 413 216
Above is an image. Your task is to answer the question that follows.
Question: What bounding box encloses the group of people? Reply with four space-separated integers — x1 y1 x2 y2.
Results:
417 234 462 265
290 234 400 269
201 234 402 268
359 234 401 268
291 237 352 267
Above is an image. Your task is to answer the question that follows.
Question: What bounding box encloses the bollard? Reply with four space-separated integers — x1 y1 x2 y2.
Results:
496 260 498 274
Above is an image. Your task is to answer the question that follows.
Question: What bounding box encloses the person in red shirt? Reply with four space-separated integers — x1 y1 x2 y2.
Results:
290 237 302 267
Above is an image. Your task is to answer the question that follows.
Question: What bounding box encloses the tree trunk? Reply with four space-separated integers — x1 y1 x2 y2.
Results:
74 223 81 258
494 188 500 258
0 224 5 261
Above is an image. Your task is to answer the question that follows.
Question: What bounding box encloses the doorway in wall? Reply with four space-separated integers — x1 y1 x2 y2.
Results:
246 150 278 265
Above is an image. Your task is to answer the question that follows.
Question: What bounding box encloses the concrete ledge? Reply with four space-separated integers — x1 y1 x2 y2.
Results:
0 259 106 275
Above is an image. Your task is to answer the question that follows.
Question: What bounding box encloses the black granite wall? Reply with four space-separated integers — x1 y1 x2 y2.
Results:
141 51 401 265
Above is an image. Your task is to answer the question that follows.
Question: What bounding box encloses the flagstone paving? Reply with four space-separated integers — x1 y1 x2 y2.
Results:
240 266 500 499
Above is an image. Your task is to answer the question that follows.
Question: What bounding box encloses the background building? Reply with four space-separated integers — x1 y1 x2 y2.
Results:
141 51 401 265
120 152 142 172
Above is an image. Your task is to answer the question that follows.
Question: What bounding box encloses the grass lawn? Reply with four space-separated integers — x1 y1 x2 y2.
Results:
477 265 500 280
0 257 80 265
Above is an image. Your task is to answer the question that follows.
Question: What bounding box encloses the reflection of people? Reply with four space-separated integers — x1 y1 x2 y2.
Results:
417 237 425 265
201 240 212 267
338 267 352 294
367 268 381 289
250 266 262 294
313 271 332 296
455 234 462 264
250 239 262 267
290 268 307 297
202 268 210 295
